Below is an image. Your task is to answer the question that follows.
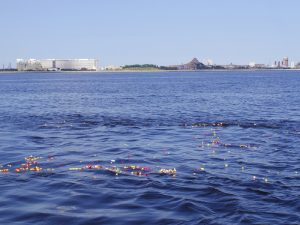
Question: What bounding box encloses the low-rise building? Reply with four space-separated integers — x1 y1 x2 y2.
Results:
16 59 98 71
16 59 43 71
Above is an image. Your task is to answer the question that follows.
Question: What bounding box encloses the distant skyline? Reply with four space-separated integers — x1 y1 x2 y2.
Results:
0 0 299 67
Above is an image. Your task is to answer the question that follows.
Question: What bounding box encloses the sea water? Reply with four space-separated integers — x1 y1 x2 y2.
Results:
0 71 299 224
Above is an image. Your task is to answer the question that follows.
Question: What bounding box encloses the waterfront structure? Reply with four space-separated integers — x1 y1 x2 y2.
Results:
203 59 213 66
102 65 122 71
223 63 249 70
16 59 43 71
249 62 266 69
290 61 295 68
272 57 290 68
16 59 98 71
283 57 289 67
249 62 256 68
176 58 207 70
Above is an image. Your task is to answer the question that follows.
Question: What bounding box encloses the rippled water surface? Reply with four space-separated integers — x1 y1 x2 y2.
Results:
0 71 299 224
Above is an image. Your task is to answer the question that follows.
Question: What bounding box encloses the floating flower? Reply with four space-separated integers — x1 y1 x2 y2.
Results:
106 167 121 175
240 144 249 148
69 167 82 171
159 168 176 175
0 169 9 173
30 166 42 172
94 165 103 169
85 164 93 169
25 156 41 162
15 168 25 173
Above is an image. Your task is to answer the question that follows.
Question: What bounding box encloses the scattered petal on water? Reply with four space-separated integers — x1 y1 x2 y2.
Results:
0 169 9 173
159 168 176 175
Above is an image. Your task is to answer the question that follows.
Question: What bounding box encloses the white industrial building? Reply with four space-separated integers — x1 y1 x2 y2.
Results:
16 59 43 71
16 59 98 71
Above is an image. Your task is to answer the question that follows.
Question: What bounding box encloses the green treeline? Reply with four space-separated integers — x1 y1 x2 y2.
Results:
123 64 158 69
122 64 178 70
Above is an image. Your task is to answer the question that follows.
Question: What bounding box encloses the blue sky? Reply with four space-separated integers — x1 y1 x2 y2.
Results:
0 0 299 67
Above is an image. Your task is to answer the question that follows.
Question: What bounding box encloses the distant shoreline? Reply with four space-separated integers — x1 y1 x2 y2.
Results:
1 69 300 74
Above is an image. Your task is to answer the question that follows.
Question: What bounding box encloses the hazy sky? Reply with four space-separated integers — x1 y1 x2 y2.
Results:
0 0 299 67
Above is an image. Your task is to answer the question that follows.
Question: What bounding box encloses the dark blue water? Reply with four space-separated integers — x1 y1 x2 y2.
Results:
0 71 299 224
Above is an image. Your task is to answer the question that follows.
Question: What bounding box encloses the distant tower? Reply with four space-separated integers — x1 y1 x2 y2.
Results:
283 57 289 67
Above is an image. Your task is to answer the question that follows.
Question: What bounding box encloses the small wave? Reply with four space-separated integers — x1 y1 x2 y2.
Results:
188 120 300 130
1 112 300 133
